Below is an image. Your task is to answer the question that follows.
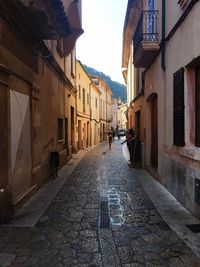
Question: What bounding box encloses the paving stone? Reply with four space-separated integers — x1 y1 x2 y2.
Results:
168 257 186 267
0 254 16 267
117 246 134 264
80 230 97 238
0 141 200 266
99 229 120 267
79 238 99 253
123 264 143 267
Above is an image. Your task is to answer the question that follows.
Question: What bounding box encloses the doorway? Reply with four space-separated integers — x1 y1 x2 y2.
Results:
151 94 158 169
71 106 75 149
87 121 90 147
135 110 141 139
10 90 32 202
65 118 69 155
78 120 82 150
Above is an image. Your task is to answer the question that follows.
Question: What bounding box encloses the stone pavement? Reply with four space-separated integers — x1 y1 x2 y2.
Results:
1 140 200 266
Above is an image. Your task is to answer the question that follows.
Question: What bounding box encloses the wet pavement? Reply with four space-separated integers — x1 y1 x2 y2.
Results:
1 140 200 266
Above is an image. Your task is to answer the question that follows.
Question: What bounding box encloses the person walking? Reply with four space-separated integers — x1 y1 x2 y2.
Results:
121 128 135 162
132 129 141 167
108 131 113 149
112 129 115 141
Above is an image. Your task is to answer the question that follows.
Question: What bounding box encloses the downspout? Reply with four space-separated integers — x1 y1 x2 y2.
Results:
161 0 166 71
162 0 167 148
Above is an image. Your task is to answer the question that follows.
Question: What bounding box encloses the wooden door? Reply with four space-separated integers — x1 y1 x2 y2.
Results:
10 90 32 202
87 121 90 147
151 95 158 169
70 106 74 147
65 118 69 155
78 120 82 150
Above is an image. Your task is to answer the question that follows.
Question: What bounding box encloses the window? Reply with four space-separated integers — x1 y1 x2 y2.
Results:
57 118 63 141
83 88 85 112
148 0 154 10
195 67 200 147
71 106 74 130
147 0 154 37
95 98 97 108
173 68 185 146
87 93 89 105
79 85 81 99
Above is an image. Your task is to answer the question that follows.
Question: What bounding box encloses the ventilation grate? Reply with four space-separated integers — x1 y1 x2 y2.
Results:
186 224 200 233
99 201 110 229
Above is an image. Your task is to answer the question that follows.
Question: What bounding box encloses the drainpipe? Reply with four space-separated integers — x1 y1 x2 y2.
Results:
161 0 166 71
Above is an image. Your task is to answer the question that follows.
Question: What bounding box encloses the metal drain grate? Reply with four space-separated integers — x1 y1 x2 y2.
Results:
186 224 200 233
99 201 110 229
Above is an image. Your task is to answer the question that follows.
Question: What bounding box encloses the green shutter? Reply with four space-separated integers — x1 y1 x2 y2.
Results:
173 68 185 146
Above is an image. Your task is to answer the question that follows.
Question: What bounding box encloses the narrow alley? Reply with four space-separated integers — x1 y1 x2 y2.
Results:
1 140 200 267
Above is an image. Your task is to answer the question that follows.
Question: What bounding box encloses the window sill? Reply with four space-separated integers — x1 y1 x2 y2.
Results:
180 146 200 161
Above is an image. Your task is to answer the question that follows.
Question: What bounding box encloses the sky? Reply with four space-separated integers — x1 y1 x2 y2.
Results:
76 0 128 85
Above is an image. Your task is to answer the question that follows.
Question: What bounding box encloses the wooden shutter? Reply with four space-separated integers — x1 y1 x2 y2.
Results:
173 68 185 146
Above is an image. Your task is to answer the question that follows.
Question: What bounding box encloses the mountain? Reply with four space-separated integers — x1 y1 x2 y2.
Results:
83 65 127 102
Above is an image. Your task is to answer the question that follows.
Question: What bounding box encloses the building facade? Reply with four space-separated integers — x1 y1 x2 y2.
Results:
76 60 91 150
0 0 83 219
118 103 128 130
90 82 101 146
91 76 113 142
111 98 118 131
122 0 200 217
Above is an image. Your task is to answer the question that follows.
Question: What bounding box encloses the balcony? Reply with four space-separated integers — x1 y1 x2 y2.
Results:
0 0 83 44
133 10 159 68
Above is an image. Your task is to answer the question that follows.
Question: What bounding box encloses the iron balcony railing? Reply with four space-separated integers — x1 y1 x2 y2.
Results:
133 10 158 56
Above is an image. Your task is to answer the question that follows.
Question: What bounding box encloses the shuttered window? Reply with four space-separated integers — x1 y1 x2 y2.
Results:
196 67 200 147
83 88 85 113
57 118 63 141
173 68 185 146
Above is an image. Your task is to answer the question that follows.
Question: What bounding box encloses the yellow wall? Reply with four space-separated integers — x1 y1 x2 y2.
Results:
90 83 100 146
76 61 91 149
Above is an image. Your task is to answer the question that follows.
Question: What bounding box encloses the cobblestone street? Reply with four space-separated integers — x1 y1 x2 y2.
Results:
1 140 200 267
